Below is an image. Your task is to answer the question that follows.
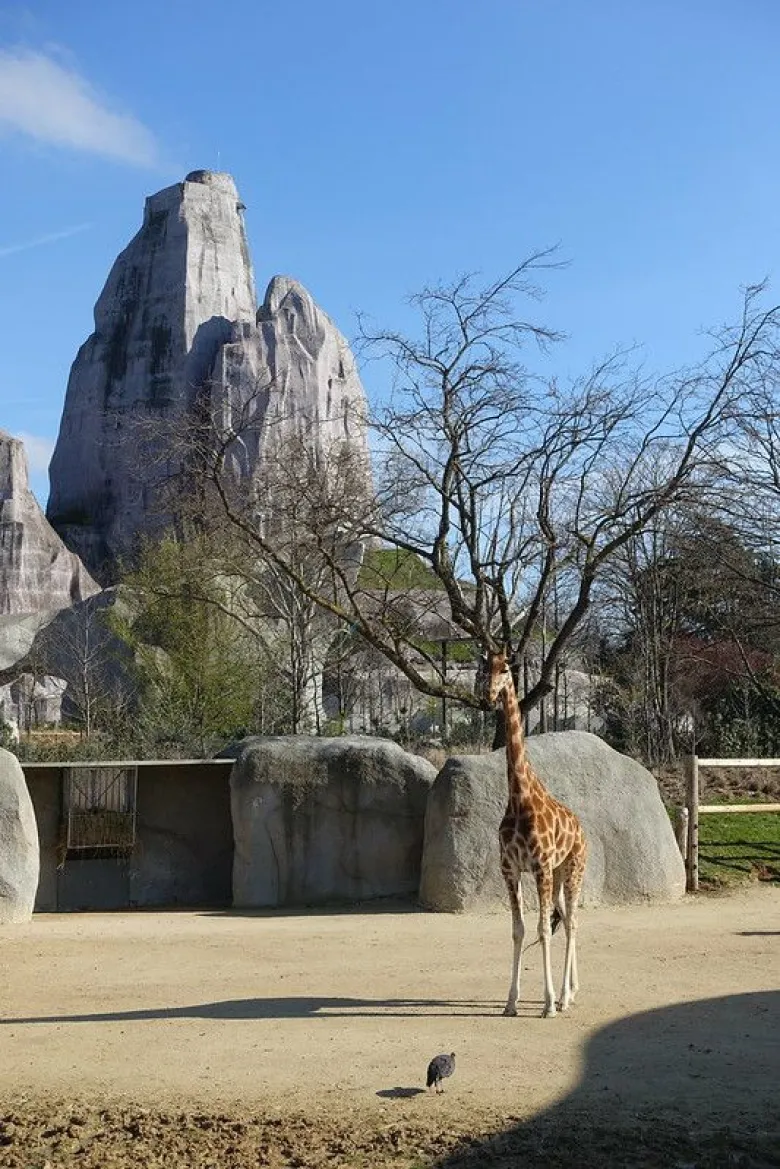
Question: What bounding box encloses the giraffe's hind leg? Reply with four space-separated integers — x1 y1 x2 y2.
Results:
502 869 525 1017
559 852 585 1011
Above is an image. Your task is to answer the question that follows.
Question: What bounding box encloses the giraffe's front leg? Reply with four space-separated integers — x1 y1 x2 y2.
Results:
503 874 525 1017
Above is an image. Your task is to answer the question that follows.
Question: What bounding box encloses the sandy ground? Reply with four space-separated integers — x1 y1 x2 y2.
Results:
1 885 779 1166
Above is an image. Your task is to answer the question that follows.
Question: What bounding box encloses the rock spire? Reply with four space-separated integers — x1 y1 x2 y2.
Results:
0 430 99 616
47 170 258 579
47 170 370 582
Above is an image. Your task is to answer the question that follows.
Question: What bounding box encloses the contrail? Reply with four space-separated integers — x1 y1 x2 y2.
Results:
0 222 92 259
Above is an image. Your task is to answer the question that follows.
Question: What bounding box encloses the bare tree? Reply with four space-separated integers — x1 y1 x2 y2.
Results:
138 265 780 740
33 596 129 741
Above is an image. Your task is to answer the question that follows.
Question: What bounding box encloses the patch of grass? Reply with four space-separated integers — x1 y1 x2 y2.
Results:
359 548 444 591
698 809 780 887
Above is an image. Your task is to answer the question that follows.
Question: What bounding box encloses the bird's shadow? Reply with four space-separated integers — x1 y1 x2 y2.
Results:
376 1087 427 1099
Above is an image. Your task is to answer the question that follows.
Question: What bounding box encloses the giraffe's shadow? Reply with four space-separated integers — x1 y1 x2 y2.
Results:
0 995 539 1025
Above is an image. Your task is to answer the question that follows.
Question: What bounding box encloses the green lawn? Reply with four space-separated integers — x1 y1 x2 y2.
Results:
698 808 780 887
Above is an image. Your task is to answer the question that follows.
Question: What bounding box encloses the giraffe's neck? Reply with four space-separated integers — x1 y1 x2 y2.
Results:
501 681 534 806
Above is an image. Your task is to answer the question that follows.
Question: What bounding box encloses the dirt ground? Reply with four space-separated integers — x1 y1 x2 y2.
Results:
1 886 779 1167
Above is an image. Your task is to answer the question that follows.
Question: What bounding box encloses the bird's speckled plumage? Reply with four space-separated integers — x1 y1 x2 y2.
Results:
426 1052 455 1092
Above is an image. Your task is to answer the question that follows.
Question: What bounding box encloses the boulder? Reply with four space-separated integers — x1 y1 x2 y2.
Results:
0 748 39 922
0 590 134 728
419 731 685 911
230 736 436 907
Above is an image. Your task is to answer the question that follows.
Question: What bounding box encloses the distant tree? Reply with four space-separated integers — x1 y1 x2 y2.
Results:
111 536 270 755
41 597 123 740
598 505 780 763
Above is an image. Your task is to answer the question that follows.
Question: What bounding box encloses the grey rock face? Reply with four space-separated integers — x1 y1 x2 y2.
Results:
0 610 60 675
47 171 257 579
0 674 66 731
0 747 39 923
47 172 371 586
230 735 435 908
0 431 99 615
212 274 369 478
419 731 685 911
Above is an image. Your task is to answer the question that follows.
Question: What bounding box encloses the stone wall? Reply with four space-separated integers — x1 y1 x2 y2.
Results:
23 760 233 911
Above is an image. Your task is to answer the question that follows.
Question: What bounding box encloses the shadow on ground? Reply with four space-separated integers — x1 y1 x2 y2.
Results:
430 991 780 1167
0 996 514 1024
375 1086 426 1099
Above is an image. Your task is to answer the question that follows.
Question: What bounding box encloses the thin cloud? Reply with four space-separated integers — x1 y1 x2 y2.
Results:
0 47 160 167
0 221 92 259
16 433 55 476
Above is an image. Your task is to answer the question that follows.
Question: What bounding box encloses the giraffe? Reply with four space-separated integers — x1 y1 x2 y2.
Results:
486 649 587 1018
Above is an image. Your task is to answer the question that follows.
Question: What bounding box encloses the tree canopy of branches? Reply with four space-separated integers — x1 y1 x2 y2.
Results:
153 260 780 739
598 507 780 763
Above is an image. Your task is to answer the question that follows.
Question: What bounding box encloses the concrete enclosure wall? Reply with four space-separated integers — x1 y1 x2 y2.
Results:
24 761 233 911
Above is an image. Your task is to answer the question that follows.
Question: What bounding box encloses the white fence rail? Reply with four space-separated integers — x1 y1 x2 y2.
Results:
680 755 780 892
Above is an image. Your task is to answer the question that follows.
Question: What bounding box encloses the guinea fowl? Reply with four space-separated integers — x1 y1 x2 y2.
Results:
426 1052 455 1093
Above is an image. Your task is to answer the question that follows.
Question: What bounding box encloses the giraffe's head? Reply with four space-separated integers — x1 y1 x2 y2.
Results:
485 649 514 706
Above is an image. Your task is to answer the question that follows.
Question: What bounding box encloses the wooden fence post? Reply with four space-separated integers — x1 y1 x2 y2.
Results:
674 806 689 860
684 754 699 892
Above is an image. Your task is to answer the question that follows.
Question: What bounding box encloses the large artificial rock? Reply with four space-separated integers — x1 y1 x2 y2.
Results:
47 171 370 584
0 590 134 732
230 736 436 907
0 748 39 922
0 674 66 731
419 731 685 911
0 611 58 674
212 274 369 472
0 430 98 615
47 171 258 579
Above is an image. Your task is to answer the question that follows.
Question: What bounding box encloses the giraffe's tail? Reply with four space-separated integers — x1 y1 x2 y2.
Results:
550 886 567 935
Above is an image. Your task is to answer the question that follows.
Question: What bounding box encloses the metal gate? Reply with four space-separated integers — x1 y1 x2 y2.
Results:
57 765 138 910
63 765 138 852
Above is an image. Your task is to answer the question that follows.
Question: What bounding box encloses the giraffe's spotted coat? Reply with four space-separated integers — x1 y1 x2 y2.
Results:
487 650 588 1018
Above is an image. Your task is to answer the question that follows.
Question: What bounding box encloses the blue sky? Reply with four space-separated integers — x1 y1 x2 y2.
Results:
0 0 778 504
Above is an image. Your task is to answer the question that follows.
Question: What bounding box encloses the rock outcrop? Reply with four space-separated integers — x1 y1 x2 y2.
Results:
0 430 98 615
47 171 370 583
419 732 685 911
47 171 257 578
0 674 66 732
212 274 368 477
230 736 435 908
0 747 39 922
